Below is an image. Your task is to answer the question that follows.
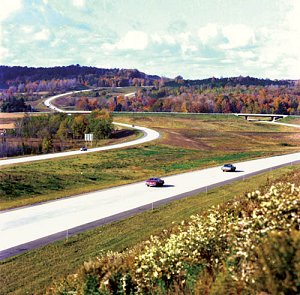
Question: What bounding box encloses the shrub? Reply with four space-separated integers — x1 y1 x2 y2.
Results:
49 182 300 294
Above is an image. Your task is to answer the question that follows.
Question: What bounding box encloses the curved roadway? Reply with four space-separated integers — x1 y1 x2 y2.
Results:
0 90 158 167
0 124 159 167
1 90 300 259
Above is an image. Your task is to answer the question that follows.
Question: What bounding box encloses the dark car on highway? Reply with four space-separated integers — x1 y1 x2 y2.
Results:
146 177 165 187
80 147 87 151
221 163 236 172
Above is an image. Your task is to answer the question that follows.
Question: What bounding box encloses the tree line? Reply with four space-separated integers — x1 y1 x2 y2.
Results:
15 110 113 140
1 110 113 157
67 84 300 115
0 65 158 93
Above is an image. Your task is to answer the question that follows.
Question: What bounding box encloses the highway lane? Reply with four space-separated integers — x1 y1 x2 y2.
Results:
1 151 300 257
258 120 300 129
0 90 153 167
0 123 159 167
1 90 300 258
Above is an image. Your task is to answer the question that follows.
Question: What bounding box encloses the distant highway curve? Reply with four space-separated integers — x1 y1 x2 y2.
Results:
0 90 159 167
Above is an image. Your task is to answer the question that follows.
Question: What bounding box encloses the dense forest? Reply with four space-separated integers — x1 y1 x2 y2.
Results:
0 65 160 91
0 65 299 114
167 75 293 87
65 84 300 115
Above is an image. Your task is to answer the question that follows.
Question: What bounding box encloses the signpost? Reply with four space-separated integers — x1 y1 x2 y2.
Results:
84 133 93 147
0 129 7 158
84 133 93 142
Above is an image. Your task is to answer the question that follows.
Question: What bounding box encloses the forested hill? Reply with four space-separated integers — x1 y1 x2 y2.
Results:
0 65 295 90
167 75 294 87
0 65 160 88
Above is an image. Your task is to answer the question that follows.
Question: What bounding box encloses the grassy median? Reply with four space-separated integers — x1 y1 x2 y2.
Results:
1 114 300 210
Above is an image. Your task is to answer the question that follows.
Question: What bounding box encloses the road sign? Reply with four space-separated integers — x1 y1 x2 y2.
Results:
85 133 93 141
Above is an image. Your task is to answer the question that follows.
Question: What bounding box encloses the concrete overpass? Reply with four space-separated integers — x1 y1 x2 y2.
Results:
234 113 288 121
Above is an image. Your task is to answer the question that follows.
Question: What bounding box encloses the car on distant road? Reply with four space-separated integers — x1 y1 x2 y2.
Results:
221 163 236 172
80 147 87 151
146 177 165 187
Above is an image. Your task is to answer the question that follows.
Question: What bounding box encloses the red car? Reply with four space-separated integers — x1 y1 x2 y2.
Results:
146 177 164 187
221 163 236 172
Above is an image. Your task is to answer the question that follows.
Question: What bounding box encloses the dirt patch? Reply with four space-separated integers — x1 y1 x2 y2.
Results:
0 113 25 119
162 129 211 150
0 113 49 129
0 123 15 129
0 113 24 129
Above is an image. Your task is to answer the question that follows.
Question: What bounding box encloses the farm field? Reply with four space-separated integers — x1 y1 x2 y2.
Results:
1 113 300 210
0 112 29 129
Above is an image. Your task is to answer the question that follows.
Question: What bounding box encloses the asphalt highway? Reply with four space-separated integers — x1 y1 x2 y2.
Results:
0 122 159 167
1 151 300 259
1 90 299 259
0 90 147 167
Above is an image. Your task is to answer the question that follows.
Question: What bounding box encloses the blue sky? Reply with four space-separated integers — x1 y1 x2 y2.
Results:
0 0 299 79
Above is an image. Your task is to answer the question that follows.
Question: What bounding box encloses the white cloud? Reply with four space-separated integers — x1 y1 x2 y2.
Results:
72 0 85 8
0 47 9 63
198 23 218 44
50 39 60 47
151 31 197 55
102 31 148 51
226 50 256 60
178 32 197 54
33 28 50 41
220 24 255 49
256 1 300 78
21 26 33 34
151 33 176 45
0 0 22 21
281 1 300 77
198 23 255 49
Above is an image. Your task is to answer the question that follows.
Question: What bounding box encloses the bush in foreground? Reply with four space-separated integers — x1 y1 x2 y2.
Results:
49 182 300 294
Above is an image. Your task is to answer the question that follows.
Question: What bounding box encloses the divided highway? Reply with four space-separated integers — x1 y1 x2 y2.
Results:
1 90 300 259
1 151 300 259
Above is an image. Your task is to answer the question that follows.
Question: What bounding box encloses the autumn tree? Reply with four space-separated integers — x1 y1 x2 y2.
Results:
88 110 113 140
56 119 69 141
71 115 88 139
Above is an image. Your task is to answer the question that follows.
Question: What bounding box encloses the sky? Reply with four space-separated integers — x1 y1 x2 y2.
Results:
0 0 299 79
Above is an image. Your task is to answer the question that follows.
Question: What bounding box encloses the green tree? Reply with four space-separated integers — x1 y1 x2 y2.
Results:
56 119 69 141
41 137 53 153
71 115 88 139
88 110 113 141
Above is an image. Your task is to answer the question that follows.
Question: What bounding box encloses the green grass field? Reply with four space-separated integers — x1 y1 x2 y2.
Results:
1 165 299 294
1 113 300 293
1 114 300 210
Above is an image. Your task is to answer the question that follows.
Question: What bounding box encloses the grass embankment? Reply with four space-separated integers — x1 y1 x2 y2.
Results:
1 165 300 294
52 178 300 294
280 115 300 124
1 114 300 210
60 181 300 294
